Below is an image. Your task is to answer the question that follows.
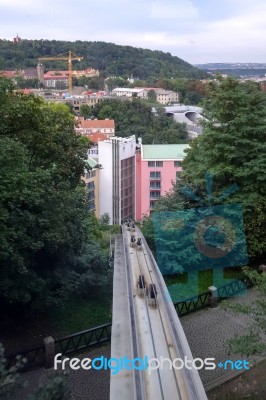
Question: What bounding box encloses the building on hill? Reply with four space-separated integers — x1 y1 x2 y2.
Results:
86 132 108 144
135 143 189 220
98 135 136 224
112 88 148 98
0 70 17 79
112 87 179 104
72 68 99 78
43 71 69 88
154 89 179 104
47 95 108 114
75 117 115 137
43 68 99 88
22 68 38 80
13 34 22 43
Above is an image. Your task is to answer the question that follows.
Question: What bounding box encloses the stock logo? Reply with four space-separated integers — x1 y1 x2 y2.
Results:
152 174 248 301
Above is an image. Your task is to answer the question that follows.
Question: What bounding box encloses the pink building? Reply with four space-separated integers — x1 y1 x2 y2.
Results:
135 144 189 220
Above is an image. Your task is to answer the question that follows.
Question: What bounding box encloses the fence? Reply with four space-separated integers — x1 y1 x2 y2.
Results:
5 278 253 370
174 277 252 316
5 344 45 370
5 323 112 371
173 291 210 316
55 323 112 355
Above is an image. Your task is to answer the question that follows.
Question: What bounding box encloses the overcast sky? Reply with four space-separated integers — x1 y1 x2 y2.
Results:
0 0 266 64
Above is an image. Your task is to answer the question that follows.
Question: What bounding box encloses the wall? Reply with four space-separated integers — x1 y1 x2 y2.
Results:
136 159 182 220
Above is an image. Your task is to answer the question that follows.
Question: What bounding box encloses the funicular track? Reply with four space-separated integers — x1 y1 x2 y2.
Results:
121 224 207 400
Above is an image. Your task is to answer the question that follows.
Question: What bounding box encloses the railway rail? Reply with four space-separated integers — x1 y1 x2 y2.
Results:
110 225 207 400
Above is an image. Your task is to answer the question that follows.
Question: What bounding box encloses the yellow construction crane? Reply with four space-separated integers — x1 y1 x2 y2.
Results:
38 51 83 93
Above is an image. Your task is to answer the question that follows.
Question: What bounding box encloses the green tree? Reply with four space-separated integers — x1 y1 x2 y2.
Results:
153 77 266 261
227 267 266 356
0 77 108 313
90 98 188 144
99 212 111 227
0 344 25 399
80 104 93 119
183 91 202 105
147 89 157 103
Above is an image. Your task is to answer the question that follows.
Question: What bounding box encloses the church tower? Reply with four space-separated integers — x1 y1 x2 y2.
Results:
37 62 44 85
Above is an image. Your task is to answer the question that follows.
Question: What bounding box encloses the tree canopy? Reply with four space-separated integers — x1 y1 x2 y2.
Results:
0 77 109 313
143 77 266 267
81 98 188 144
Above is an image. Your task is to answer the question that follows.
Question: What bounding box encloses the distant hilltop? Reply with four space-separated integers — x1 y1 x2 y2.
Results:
0 38 207 80
196 63 266 70
195 63 266 78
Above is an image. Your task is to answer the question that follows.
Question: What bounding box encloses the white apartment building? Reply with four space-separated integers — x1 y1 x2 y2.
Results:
112 88 148 98
98 135 136 224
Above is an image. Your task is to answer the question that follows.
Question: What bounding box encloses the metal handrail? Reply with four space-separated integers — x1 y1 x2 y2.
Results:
55 323 112 355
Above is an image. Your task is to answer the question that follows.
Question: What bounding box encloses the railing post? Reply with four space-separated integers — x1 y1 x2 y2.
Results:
44 336 55 368
208 286 218 308
259 264 266 275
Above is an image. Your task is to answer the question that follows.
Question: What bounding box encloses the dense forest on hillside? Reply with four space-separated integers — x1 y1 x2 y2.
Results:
0 39 207 79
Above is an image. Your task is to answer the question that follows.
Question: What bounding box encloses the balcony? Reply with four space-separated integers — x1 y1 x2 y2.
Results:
150 184 161 189
150 193 161 199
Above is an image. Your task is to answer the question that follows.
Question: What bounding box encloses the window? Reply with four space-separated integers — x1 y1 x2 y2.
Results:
150 182 161 189
150 200 156 209
88 201 95 210
150 191 161 199
156 161 163 167
87 181 95 189
150 171 161 179
88 191 95 200
174 161 181 167
148 161 155 167
176 171 181 181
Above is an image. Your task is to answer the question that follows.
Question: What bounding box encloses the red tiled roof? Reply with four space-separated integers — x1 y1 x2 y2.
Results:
18 88 32 95
86 132 107 143
44 71 69 79
0 70 16 78
79 119 115 129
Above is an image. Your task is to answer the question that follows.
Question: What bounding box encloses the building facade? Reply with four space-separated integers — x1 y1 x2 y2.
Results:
98 136 136 224
135 144 189 220
112 88 148 98
155 89 179 104
76 118 115 137
83 158 100 218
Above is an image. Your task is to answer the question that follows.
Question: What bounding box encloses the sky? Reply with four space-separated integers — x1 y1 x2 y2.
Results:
0 0 266 64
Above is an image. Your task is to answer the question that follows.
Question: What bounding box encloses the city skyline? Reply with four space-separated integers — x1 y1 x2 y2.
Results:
1 0 266 64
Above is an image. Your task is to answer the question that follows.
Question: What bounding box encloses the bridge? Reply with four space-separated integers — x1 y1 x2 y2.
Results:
110 225 208 400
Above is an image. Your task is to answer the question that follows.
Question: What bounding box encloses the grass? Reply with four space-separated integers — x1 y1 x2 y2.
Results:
164 267 245 301
48 295 112 337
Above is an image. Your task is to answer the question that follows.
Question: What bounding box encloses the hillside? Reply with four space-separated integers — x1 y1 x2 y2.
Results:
0 39 207 79
196 63 266 78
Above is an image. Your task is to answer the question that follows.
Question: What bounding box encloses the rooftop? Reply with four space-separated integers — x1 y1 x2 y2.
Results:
87 158 98 169
78 118 115 129
141 144 189 160
112 88 146 93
